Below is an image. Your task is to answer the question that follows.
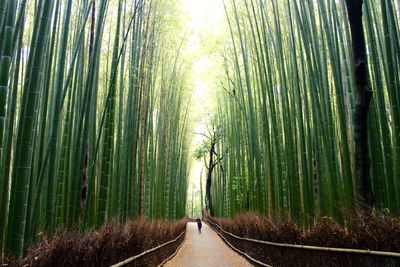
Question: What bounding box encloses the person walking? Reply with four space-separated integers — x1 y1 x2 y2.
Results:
196 218 202 233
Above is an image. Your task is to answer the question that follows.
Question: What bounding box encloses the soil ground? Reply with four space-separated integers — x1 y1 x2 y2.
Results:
164 222 252 267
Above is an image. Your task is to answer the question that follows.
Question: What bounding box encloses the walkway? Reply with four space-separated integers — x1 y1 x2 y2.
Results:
164 222 253 267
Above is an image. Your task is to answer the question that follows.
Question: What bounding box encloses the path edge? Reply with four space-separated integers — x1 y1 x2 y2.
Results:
158 225 187 266
205 219 272 267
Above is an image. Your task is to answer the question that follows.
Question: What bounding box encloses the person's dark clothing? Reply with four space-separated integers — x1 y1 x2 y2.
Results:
196 218 202 233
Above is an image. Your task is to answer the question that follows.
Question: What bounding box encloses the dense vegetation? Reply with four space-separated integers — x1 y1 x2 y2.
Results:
0 0 190 258
6 218 187 267
206 212 400 266
1 0 399 262
208 0 400 227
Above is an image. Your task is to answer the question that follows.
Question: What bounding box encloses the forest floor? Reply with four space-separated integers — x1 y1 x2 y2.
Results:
164 222 252 267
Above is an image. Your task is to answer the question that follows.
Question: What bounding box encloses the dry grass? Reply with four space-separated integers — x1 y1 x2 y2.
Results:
2 218 187 267
205 211 400 266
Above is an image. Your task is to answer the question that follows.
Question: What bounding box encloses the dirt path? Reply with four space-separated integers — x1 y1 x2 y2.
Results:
164 222 253 267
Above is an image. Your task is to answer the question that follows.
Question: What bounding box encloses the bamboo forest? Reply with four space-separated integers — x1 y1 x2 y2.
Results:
0 0 399 266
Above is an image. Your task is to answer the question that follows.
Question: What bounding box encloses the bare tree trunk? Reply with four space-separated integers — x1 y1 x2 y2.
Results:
200 167 203 211
191 189 194 217
206 142 215 217
345 0 374 209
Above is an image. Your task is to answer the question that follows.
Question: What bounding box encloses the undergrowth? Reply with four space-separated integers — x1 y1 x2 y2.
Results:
2 218 187 267
205 211 400 266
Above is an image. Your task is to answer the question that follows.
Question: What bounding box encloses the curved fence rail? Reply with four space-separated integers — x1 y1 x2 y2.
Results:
158 232 186 267
205 219 272 267
110 230 186 267
205 218 400 258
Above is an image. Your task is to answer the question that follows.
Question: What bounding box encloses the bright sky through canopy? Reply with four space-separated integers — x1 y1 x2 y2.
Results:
180 0 226 119
179 0 227 215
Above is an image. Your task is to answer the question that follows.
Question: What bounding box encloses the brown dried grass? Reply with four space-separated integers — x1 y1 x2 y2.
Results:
2 218 187 267
205 211 400 266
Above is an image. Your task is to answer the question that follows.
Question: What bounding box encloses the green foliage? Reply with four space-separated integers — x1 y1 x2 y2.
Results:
194 142 210 160
0 0 190 258
213 0 400 227
0 0 399 258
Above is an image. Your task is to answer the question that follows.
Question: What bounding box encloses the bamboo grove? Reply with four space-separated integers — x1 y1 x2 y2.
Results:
0 0 190 257
211 0 400 225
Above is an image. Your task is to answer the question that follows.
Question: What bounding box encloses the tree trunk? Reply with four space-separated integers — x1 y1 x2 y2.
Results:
191 189 194 217
345 0 374 209
139 79 148 217
82 0 95 220
139 6 152 217
89 0 95 59
206 142 215 217
200 167 203 211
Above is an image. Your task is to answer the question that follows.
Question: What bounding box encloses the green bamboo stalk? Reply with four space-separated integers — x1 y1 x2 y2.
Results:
6 0 55 257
